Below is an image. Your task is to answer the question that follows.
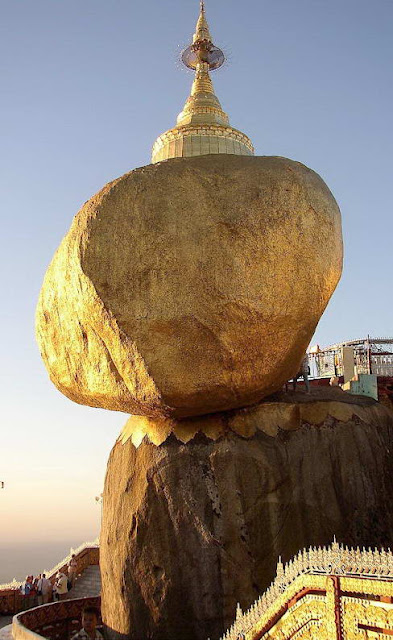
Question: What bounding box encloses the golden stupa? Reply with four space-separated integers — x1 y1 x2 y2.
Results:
151 1 254 163
36 0 343 422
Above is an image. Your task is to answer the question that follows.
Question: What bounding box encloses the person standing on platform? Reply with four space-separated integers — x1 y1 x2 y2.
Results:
293 354 311 393
40 573 52 604
20 576 32 610
55 571 68 600
68 554 78 590
36 574 44 606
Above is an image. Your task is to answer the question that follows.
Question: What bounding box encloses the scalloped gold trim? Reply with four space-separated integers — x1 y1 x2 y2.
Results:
118 400 381 448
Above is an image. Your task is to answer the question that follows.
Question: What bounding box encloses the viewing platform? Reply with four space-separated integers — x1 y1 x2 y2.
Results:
0 542 100 640
2 540 393 639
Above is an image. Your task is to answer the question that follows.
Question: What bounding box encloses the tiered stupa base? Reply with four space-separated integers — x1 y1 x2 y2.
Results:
100 388 393 640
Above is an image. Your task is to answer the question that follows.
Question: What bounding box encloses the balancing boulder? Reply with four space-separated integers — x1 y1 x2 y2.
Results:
36 155 342 418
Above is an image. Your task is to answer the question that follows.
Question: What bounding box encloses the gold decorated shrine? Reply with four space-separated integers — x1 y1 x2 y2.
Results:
221 541 393 640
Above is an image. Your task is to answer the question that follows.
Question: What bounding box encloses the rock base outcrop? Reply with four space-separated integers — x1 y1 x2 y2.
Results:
100 389 393 640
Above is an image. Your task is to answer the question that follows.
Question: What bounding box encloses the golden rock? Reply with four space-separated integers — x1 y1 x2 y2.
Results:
36 154 342 418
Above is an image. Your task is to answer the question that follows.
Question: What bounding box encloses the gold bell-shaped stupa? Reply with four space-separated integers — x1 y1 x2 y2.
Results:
151 1 254 163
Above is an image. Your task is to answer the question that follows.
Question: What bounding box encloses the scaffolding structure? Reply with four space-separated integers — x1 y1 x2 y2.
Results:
308 336 393 379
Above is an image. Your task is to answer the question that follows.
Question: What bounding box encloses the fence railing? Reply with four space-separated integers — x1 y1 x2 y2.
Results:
13 596 101 640
0 542 99 616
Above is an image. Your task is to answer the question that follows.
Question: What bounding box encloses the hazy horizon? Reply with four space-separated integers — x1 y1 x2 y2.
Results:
0 539 98 585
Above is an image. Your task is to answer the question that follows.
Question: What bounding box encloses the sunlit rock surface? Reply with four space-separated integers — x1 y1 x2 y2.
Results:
100 389 393 640
36 155 342 418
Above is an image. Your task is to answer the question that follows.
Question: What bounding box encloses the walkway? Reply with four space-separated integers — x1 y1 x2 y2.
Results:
0 621 12 640
68 565 101 599
0 618 12 631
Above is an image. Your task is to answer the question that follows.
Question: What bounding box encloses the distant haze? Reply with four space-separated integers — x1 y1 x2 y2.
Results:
0 541 89 584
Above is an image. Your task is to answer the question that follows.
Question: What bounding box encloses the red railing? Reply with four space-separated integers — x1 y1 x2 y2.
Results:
13 597 101 640
0 547 99 616
0 588 23 617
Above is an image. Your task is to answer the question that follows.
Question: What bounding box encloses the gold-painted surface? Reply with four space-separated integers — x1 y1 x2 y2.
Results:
219 540 393 640
152 124 253 163
227 575 393 640
36 155 343 419
118 399 378 447
240 574 328 640
176 63 229 127
342 596 393 639
193 2 212 44
151 4 254 163
261 599 327 639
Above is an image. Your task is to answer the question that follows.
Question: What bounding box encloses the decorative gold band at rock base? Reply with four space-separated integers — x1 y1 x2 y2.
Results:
118 398 388 448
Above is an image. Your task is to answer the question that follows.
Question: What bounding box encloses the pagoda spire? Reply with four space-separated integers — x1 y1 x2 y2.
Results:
176 3 228 129
151 2 254 164
193 1 212 43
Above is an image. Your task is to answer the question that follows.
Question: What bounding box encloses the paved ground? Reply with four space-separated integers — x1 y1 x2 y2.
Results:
0 621 12 640
0 618 12 631
67 565 101 599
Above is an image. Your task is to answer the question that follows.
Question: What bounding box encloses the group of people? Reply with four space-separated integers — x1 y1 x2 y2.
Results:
20 574 52 605
20 554 78 607
18 556 105 640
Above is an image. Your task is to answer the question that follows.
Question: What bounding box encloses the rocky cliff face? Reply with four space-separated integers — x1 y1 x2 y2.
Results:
100 390 393 640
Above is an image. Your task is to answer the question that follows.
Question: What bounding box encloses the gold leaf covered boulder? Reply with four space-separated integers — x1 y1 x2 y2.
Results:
36 154 342 418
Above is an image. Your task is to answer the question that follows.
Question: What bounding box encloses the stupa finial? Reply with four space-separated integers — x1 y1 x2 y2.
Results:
151 2 254 163
193 0 212 44
183 1 224 71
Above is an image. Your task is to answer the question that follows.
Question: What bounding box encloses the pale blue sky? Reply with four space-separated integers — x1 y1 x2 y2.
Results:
0 0 392 565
